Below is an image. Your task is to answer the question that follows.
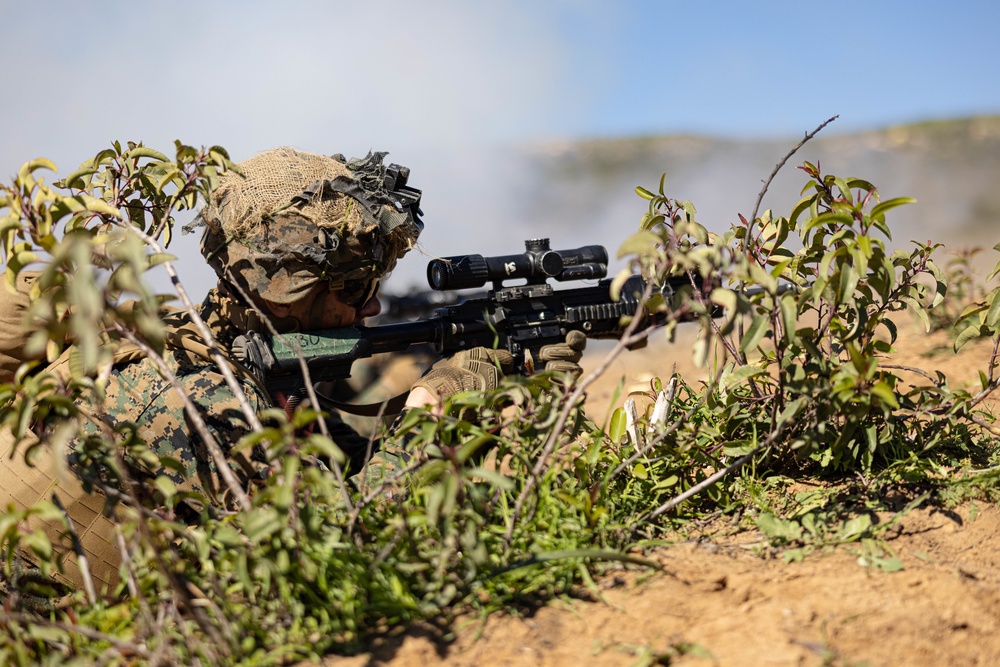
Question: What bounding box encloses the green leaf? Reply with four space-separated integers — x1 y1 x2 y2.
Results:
147 252 177 269
153 475 177 499
902 296 931 333
757 513 802 543
81 195 123 218
872 555 905 572
58 166 99 190
124 146 170 162
803 211 853 233
616 230 661 259
468 467 515 489
242 507 283 542
869 197 916 221
748 262 777 293
709 287 737 313
838 514 873 541
639 212 665 231
740 314 769 354
845 177 877 194
608 268 632 302
723 440 755 456
692 334 709 368
155 167 183 194
880 317 898 345
986 292 1000 329
775 396 805 429
635 185 655 201
720 364 766 392
213 524 243 548
837 263 861 302
954 322 984 352
789 195 815 226
608 408 627 443
956 302 988 323
17 158 58 185
779 293 797 342
870 380 899 409
819 246 843 284
832 176 853 202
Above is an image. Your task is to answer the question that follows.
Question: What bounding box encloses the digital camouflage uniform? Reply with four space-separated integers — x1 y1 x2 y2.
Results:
0 148 424 598
75 291 270 509
76 286 390 508
0 286 397 602
0 146 577 603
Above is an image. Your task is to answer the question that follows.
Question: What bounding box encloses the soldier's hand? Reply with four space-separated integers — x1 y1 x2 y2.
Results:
529 330 587 378
406 347 515 407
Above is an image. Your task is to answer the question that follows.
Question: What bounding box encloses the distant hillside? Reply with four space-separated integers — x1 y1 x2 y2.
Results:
162 116 1000 299
514 116 1000 264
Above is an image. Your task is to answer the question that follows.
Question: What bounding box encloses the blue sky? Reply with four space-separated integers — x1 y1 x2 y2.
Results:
1 1 997 292
3 1 996 167
569 2 1000 140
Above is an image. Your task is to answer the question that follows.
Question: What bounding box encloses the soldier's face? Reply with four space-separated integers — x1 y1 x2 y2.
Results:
264 282 382 331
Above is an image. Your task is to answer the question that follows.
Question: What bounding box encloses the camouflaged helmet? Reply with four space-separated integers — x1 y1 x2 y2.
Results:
196 147 423 305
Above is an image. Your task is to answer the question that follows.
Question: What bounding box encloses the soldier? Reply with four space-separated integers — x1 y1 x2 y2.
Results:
0 146 585 600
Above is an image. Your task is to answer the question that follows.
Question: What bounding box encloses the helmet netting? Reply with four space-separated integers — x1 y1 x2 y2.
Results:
194 147 421 304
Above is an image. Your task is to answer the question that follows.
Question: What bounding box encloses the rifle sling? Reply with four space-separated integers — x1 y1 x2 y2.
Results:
314 388 410 417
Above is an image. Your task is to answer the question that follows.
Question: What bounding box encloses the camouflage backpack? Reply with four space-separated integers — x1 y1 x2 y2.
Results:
0 274 267 594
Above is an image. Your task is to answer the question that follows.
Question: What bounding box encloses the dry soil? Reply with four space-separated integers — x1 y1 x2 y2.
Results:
324 322 1000 667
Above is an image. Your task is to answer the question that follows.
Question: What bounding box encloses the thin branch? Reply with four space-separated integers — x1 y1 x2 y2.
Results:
881 364 943 386
988 334 1000 386
114 323 250 510
969 413 1000 437
92 413 235 654
638 420 790 525
353 398 393 501
113 526 142 604
969 374 1000 410
750 115 839 229
50 494 97 605
125 225 264 435
741 125 830 368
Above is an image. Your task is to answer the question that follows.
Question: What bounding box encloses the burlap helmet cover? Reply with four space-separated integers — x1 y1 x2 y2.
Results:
198 147 421 304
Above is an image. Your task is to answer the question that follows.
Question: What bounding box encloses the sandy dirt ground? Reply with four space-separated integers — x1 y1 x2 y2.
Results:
324 322 1000 667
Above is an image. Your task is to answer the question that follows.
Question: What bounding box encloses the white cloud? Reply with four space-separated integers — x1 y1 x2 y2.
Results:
0 2 600 297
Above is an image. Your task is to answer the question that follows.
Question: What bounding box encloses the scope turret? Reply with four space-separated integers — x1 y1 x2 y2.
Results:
426 239 608 291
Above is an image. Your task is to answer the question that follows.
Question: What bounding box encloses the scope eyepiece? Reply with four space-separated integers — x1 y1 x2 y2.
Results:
426 239 608 291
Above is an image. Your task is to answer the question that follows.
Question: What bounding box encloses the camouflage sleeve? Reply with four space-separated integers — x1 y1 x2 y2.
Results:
95 351 270 508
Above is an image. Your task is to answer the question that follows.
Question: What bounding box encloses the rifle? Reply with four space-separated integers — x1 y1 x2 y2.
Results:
377 288 488 324
232 239 697 398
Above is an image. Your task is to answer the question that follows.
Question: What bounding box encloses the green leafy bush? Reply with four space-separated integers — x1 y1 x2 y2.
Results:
0 138 998 665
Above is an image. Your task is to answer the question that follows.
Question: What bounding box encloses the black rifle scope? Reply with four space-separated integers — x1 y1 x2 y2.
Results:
426 238 608 291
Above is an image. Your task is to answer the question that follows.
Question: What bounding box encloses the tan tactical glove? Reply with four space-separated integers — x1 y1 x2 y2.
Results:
412 347 516 398
528 330 588 378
